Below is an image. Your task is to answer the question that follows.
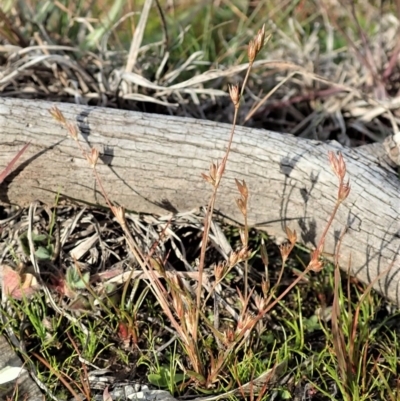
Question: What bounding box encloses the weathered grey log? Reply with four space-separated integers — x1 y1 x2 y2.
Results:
0 335 43 400
0 97 400 308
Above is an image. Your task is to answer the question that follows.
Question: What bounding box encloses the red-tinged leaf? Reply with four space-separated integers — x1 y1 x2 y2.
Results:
118 322 130 341
117 322 136 349
0 265 20 295
48 275 75 298
0 265 39 300
0 143 30 185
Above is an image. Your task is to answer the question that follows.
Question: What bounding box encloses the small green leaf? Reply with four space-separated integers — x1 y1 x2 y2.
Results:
32 233 48 243
73 272 90 289
303 315 321 332
172 373 185 384
148 373 166 387
66 267 90 290
105 283 117 294
19 231 51 257
185 370 206 385
147 366 185 388
35 245 53 260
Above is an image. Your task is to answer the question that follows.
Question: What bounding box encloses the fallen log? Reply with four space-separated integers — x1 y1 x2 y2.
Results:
0 334 43 400
0 97 400 306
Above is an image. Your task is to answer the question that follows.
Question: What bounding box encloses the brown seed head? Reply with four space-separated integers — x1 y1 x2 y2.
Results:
236 314 255 339
255 24 265 52
279 242 291 264
253 294 267 313
236 197 247 216
112 205 126 226
228 251 239 267
202 161 220 186
247 39 257 63
86 148 99 168
201 173 215 186
66 122 79 141
309 258 323 272
328 151 346 180
238 246 250 261
235 178 248 199
285 226 297 245
338 180 351 202
214 262 225 282
210 162 218 181
49 106 66 124
229 84 240 107
261 278 270 297
309 249 323 272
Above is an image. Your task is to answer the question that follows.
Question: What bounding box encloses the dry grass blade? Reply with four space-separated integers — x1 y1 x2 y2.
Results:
0 6 27 47
125 0 153 73
0 54 95 87
0 143 30 185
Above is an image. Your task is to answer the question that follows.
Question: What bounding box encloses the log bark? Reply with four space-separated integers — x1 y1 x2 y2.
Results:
0 97 400 307
0 335 43 400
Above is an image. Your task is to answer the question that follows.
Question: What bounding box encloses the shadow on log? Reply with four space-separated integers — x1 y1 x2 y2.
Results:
1 97 400 306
